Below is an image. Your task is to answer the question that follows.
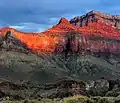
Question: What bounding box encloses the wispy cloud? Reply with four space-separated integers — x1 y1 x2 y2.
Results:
10 25 26 29
10 22 52 32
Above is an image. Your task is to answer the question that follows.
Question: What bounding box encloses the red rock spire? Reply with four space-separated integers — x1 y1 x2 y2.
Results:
58 18 70 25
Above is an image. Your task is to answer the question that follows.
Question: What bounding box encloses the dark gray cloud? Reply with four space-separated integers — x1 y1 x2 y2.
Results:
0 0 120 32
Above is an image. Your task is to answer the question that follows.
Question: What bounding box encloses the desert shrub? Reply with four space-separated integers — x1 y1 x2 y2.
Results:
114 99 120 103
5 100 22 103
97 98 110 103
5 99 54 103
63 95 90 103
106 89 120 97
88 87 108 96
91 96 117 103
6 96 120 103
114 96 120 103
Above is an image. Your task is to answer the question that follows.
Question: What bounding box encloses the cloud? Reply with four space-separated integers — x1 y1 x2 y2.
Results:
10 22 52 32
0 0 120 32
10 26 26 29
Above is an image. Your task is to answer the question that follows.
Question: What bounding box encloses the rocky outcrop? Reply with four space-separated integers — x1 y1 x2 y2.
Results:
0 31 30 53
1 79 120 100
42 18 79 36
70 10 120 29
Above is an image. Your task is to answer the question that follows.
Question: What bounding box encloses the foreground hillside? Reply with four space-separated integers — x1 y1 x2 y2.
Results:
1 78 120 101
4 96 120 103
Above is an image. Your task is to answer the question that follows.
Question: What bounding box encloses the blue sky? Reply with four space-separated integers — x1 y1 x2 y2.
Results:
0 0 120 32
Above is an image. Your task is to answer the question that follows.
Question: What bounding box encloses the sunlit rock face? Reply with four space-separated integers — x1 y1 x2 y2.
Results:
0 11 120 55
0 27 59 54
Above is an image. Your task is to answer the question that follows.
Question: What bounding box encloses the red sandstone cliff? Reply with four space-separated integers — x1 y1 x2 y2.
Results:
0 11 120 54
